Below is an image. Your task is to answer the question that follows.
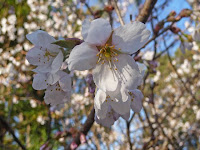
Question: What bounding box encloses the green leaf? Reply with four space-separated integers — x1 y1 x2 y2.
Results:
52 38 82 49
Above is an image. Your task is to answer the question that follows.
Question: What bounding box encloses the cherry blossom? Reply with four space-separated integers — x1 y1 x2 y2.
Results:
94 88 143 126
44 71 71 106
68 18 150 98
26 30 63 74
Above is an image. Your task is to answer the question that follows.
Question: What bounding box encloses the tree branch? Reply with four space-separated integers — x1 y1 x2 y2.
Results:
65 108 95 150
0 116 26 150
136 0 158 23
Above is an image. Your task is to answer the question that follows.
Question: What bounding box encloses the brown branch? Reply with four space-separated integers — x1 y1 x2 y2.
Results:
136 0 158 23
0 116 26 150
112 0 125 25
65 108 95 150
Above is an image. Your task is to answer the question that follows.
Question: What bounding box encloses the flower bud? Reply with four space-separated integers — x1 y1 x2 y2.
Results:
154 21 164 34
170 26 181 34
104 5 114 12
179 9 192 17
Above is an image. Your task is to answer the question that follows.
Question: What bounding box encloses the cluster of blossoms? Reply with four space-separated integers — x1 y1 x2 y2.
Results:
26 18 150 127
26 30 71 108
68 18 150 126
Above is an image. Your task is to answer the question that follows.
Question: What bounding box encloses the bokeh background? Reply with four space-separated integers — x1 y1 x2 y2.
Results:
0 0 200 149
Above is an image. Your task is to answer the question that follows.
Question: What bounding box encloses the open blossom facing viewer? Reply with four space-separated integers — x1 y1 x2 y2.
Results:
68 18 150 126
68 18 150 99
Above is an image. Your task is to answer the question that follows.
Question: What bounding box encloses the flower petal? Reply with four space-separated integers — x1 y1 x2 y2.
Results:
26 47 53 66
112 21 150 54
68 42 98 71
110 99 131 115
85 18 112 46
32 73 48 90
82 19 91 39
47 73 61 85
114 54 143 90
93 62 119 92
94 89 108 119
121 112 130 121
44 83 71 106
51 51 63 73
33 64 52 73
26 30 56 47
130 89 143 112
58 72 71 92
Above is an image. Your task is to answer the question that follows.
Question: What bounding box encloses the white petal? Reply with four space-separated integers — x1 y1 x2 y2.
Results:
47 73 61 85
112 21 150 54
26 47 53 66
26 30 56 47
93 62 118 92
32 73 48 90
110 99 131 115
108 84 129 102
58 72 71 92
137 62 147 78
68 42 98 71
33 64 52 73
82 19 91 39
130 89 143 112
85 18 112 46
121 112 130 121
44 83 70 106
114 54 143 90
95 115 115 127
94 89 108 119
51 51 63 73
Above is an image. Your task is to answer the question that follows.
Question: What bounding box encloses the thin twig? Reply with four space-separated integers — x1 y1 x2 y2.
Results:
112 0 125 25
65 108 95 150
0 116 26 150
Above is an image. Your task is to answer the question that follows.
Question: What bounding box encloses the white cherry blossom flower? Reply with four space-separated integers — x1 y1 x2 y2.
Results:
26 30 63 74
68 18 150 96
44 71 71 106
94 88 143 121
95 105 130 127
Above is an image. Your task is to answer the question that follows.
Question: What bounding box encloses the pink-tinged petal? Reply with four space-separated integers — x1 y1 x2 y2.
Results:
93 62 118 92
26 30 56 47
44 83 70 106
130 89 143 113
58 73 71 92
85 18 112 46
26 47 53 66
51 51 63 73
32 73 48 90
94 89 108 119
68 42 98 71
114 54 143 90
112 21 150 54
82 19 91 40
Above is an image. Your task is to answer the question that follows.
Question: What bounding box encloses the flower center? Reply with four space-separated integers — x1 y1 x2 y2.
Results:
96 44 121 70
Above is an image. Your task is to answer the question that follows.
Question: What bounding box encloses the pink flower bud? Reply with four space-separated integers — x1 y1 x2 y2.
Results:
80 133 86 144
70 142 78 150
